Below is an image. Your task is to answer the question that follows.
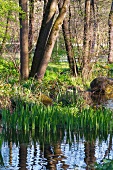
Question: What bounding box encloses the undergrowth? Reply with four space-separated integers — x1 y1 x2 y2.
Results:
0 56 112 132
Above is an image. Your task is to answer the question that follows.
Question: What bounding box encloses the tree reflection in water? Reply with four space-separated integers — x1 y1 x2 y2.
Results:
84 141 96 170
19 143 27 170
0 128 113 169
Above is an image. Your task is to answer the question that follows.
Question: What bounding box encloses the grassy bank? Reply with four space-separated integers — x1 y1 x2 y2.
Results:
0 57 112 131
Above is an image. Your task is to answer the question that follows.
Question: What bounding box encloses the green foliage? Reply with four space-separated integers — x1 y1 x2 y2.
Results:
52 39 67 63
95 159 113 170
0 81 12 96
92 62 113 79
0 0 19 15
76 107 113 141
1 57 113 136
0 57 19 83
0 0 19 42
91 63 106 80
2 103 78 132
2 103 113 137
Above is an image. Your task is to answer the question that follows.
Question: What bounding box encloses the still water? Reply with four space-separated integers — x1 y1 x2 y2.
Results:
0 99 113 170
0 127 113 170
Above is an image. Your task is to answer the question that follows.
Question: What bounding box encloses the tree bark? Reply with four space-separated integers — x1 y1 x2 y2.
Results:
28 0 35 56
108 1 113 63
19 0 29 79
90 0 97 55
61 6 78 76
29 0 57 77
36 0 70 81
82 0 91 80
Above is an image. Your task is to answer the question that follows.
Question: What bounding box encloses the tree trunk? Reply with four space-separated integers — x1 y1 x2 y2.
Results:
19 0 29 79
108 1 113 63
36 0 70 81
90 0 97 55
82 0 91 80
61 4 78 76
28 0 35 56
29 0 57 77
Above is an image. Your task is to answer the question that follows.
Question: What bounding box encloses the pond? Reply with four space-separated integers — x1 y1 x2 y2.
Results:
0 121 113 169
0 98 113 170
0 128 113 170
104 99 113 110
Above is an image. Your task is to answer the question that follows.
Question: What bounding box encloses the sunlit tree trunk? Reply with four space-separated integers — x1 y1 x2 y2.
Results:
29 0 57 77
59 2 78 76
36 0 70 81
19 0 29 79
82 0 91 80
90 0 97 55
108 1 113 63
95 3 100 57
73 0 83 66
28 0 35 56
30 0 70 81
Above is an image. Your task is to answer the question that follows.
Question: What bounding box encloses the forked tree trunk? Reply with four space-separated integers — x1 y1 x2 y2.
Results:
108 1 113 63
19 0 29 79
29 0 57 77
36 0 70 81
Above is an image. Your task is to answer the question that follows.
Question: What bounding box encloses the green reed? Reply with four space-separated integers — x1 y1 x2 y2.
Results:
2 103 113 137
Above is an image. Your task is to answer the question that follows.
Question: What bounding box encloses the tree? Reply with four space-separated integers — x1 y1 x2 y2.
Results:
108 1 113 63
30 0 58 78
82 0 91 80
19 0 29 79
30 0 70 81
60 2 78 76
28 0 35 56
90 0 97 56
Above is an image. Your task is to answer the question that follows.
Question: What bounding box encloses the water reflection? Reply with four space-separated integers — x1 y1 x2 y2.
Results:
0 128 113 170
104 99 113 109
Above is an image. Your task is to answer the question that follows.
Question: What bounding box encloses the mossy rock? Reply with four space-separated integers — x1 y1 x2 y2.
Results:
40 93 53 106
105 84 113 94
90 77 113 94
